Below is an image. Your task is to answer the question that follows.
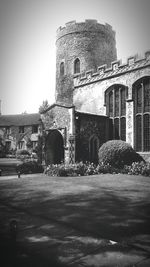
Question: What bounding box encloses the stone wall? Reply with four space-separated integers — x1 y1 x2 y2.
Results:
73 52 150 150
75 112 112 162
41 104 75 163
73 52 150 115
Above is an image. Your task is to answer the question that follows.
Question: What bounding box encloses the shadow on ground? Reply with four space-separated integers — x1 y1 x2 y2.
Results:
0 174 150 266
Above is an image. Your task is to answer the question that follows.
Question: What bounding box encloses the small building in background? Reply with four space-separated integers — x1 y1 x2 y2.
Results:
0 113 42 155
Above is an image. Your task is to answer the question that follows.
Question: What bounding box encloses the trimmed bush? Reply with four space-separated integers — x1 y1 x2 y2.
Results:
98 140 144 168
16 161 44 174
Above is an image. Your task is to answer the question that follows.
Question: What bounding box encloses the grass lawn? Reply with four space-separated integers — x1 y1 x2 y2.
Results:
0 173 150 243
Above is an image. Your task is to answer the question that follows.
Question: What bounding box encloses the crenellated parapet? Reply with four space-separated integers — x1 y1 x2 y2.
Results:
56 20 116 42
74 51 150 88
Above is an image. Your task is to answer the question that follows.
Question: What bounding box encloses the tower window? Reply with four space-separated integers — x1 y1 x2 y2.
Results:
74 58 80 74
60 62 64 76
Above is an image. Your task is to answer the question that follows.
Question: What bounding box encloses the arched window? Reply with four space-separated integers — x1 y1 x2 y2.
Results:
133 77 150 152
105 85 127 141
136 115 142 151
74 58 80 74
60 62 64 76
144 114 150 151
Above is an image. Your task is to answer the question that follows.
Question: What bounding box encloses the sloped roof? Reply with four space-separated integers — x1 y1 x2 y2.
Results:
41 102 74 113
0 113 41 127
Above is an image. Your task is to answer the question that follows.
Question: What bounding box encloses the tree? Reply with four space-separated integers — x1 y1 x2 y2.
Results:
26 137 32 149
33 135 43 163
39 100 49 114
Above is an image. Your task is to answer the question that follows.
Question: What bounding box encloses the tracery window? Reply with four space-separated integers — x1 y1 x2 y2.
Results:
121 89 126 116
133 77 150 152
105 85 127 141
144 114 150 151
136 115 142 151
109 91 113 117
120 117 126 141
74 58 80 74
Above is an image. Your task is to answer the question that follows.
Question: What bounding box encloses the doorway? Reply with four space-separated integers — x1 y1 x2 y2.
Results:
89 135 99 163
45 130 64 165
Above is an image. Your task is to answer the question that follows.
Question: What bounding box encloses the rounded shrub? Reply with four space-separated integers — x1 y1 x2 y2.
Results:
98 140 144 168
16 161 44 174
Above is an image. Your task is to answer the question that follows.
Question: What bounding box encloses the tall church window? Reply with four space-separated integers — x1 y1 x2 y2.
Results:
60 62 64 76
105 85 127 141
136 115 142 151
115 89 119 116
121 89 126 116
144 80 150 112
144 114 150 151
109 91 113 117
133 77 150 152
74 58 80 74
120 117 126 141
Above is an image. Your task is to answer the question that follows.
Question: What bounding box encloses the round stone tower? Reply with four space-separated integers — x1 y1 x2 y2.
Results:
55 20 117 105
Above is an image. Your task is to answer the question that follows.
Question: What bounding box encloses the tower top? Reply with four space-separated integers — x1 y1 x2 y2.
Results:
56 20 115 42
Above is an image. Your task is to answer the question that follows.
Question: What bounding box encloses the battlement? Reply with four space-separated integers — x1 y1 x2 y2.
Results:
74 51 150 88
56 20 115 41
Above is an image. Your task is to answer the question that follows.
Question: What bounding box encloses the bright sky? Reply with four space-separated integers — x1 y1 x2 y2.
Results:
0 0 150 115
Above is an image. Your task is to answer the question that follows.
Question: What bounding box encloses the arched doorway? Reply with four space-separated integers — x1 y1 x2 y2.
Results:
89 135 99 163
45 130 64 165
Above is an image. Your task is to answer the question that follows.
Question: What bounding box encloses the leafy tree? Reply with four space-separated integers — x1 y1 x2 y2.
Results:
39 100 49 114
33 135 43 163
26 137 32 149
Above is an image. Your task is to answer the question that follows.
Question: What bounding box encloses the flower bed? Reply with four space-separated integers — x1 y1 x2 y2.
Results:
45 161 150 177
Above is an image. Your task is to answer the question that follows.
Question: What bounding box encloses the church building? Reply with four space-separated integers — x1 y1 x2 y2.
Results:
40 20 150 165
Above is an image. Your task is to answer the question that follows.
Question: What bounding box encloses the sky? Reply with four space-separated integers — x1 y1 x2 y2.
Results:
0 0 150 115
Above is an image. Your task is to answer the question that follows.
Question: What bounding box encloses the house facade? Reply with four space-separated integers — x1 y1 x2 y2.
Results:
0 113 42 155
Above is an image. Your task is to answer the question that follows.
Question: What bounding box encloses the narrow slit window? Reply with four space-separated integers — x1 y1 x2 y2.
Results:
74 58 80 74
60 62 64 76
